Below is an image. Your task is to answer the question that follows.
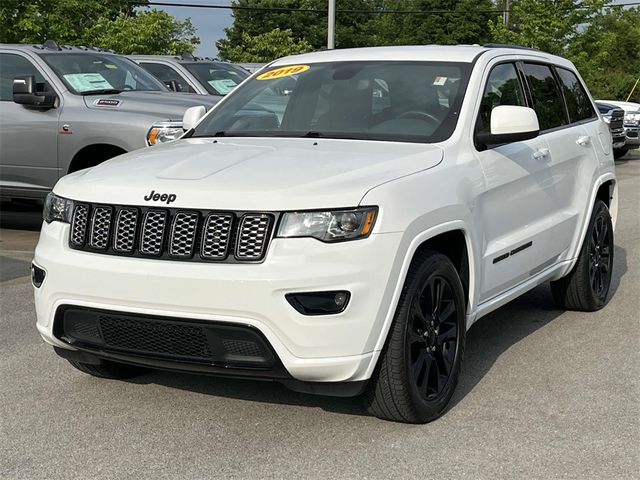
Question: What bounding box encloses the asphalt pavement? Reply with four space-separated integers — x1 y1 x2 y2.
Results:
1 152 639 479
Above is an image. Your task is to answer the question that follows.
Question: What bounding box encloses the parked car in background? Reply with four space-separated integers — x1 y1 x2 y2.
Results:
236 63 267 74
597 100 640 159
596 102 627 158
0 41 216 200
129 54 249 96
34 45 617 424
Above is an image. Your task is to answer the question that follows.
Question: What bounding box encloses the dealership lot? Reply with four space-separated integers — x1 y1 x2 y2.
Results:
1 153 638 479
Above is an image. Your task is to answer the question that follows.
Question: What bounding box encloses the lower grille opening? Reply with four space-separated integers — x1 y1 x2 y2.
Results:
56 307 276 368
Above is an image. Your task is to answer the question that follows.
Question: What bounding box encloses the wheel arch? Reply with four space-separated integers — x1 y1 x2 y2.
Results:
68 143 127 174
371 221 478 355
561 173 617 279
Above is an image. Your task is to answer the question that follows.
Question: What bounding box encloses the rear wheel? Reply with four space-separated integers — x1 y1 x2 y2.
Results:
67 359 146 379
365 251 466 423
551 200 614 311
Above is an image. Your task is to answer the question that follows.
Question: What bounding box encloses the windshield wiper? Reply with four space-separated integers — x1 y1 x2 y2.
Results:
80 89 124 96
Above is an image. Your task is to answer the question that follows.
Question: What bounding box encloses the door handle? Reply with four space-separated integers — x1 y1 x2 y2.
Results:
576 135 591 146
532 148 549 160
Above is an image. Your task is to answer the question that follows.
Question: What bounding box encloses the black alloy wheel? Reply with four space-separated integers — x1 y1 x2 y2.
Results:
407 275 459 401
551 199 614 311
589 214 613 298
366 251 466 423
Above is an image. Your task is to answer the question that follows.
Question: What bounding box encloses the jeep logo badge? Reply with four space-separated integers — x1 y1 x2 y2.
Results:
144 190 177 204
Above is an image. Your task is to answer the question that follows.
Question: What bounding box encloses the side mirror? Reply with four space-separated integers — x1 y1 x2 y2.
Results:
476 105 539 147
164 80 180 92
13 75 57 109
182 105 206 131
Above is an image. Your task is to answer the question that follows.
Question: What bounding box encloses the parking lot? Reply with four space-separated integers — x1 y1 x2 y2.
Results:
0 152 638 480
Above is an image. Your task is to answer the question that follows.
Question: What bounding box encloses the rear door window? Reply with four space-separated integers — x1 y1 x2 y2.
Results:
555 67 596 123
522 63 567 131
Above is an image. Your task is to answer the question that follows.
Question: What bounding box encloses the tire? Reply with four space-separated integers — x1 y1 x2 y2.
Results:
613 147 628 160
67 359 146 379
365 251 466 423
550 200 614 311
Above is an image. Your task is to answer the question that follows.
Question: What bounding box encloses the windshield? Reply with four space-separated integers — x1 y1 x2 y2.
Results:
40 52 167 94
182 62 249 96
193 61 470 143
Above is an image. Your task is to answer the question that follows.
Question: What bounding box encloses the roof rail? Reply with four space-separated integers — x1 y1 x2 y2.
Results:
483 43 540 52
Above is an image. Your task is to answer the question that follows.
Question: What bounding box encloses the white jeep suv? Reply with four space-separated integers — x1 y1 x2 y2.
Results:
33 45 617 423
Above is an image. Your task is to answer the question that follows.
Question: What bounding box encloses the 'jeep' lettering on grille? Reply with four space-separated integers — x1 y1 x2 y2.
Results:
144 190 176 204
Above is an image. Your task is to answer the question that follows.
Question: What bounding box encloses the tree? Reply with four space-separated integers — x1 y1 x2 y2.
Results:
569 7 640 102
86 10 199 55
372 0 499 46
0 0 198 54
217 0 381 58
221 28 313 62
488 0 606 55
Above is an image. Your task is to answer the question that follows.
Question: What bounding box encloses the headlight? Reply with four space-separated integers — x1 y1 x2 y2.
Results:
634 113 640 122
43 192 74 224
277 207 377 242
146 121 184 146
602 116 611 124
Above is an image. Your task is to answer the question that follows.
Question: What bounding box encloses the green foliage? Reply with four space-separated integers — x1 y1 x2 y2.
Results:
221 28 313 62
373 0 499 46
488 0 606 55
86 10 199 55
0 0 198 55
217 0 381 57
569 7 640 102
488 1 639 101
217 0 499 59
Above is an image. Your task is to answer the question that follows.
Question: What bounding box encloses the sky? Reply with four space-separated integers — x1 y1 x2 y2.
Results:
155 1 234 57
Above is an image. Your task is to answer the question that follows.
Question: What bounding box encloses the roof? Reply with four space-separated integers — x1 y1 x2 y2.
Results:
272 44 563 66
0 43 116 54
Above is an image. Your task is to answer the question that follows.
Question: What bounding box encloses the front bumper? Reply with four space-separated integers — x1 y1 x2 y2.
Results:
34 221 403 384
623 124 639 146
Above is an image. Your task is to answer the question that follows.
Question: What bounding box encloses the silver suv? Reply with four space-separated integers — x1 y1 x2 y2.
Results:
0 41 216 200
129 54 249 96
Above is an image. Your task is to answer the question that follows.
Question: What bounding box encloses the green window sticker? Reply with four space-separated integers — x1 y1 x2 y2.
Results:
63 73 113 92
208 78 238 95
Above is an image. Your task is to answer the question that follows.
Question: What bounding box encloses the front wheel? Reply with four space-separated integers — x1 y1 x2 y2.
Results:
365 251 466 423
551 200 614 311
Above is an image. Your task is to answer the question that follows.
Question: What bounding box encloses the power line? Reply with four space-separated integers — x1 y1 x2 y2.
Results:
135 0 640 14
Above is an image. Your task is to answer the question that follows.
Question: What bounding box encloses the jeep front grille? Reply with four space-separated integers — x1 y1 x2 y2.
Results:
68 203 276 263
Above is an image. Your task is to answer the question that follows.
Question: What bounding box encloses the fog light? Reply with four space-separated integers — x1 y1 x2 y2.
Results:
286 291 351 315
31 263 46 288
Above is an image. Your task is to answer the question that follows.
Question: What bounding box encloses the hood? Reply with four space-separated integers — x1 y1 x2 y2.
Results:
55 137 443 211
83 91 220 120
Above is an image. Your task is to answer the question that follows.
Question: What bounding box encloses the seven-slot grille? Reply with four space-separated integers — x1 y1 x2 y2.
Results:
68 203 276 262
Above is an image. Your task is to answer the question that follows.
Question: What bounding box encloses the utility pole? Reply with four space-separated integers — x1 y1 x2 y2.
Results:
504 0 510 29
328 0 336 49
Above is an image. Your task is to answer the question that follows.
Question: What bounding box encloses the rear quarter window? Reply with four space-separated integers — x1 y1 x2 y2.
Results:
555 67 596 123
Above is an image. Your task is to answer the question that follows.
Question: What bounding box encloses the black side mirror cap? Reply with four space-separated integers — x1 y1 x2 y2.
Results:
13 75 57 109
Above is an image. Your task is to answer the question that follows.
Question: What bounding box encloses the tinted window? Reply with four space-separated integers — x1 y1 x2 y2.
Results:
0 53 45 101
139 62 196 93
193 61 471 144
478 63 526 133
522 63 567 130
556 67 596 122
182 62 249 96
